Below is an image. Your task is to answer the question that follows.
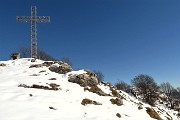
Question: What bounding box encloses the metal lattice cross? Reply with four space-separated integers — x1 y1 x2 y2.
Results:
16 6 50 59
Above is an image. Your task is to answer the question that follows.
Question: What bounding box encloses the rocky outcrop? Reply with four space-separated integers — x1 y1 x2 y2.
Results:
29 61 72 74
49 62 72 74
68 70 98 87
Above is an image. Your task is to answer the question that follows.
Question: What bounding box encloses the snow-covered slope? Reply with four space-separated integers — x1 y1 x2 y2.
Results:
0 58 178 120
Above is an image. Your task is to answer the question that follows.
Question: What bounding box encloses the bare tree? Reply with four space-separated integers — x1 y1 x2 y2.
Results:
18 47 57 61
93 70 104 83
38 49 57 61
18 47 30 58
115 81 130 92
131 74 159 105
160 82 174 98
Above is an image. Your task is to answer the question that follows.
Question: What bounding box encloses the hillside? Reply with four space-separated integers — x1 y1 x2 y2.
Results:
0 58 178 120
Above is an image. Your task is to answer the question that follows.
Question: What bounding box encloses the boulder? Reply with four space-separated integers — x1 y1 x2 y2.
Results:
110 98 123 106
49 62 72 74
68 70 98 87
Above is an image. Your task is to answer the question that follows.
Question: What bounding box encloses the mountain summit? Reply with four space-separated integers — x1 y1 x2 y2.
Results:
0 58 178 120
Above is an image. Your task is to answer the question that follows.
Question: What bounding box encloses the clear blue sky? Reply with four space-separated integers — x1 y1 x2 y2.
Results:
0 0 180 87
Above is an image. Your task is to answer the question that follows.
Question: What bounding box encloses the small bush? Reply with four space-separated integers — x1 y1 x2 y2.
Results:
115 81 130 92
146 107 162 120
81 98 102 106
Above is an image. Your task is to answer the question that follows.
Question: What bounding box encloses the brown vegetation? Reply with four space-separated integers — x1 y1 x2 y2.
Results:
85 86 110 96
81 98 102 106
146 107 162 120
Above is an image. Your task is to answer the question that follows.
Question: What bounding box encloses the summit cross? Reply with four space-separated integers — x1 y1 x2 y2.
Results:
16 6 50 59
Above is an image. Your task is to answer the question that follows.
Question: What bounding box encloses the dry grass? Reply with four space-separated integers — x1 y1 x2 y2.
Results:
85 85 110 96
146 107 162 120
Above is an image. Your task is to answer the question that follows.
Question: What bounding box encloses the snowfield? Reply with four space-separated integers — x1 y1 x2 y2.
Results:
0 58 178 120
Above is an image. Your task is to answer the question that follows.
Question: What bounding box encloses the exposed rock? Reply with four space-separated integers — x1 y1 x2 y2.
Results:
138 105 143 110
81 98 102 106
29 61 72 74
48 83 60 90
49 62 72 74
49 106 57 110
110 98 123 106
68 70 98 87
48 78 57 80
18 83 60 91
110 87 122 98
39 70 46 73
116 113 121 118
29 64 43 68
0 63 6 67
42 61 54 67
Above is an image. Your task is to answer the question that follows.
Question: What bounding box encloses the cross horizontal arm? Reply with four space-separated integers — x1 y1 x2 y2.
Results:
16 16 31 22
16 16 50 22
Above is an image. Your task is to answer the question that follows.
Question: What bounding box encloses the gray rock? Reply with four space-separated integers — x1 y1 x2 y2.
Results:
29 61 72 74
68 70 98 86
49 62 72 74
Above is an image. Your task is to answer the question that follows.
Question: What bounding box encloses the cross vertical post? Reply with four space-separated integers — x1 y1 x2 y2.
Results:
16 6 50 59
31 6 38 58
